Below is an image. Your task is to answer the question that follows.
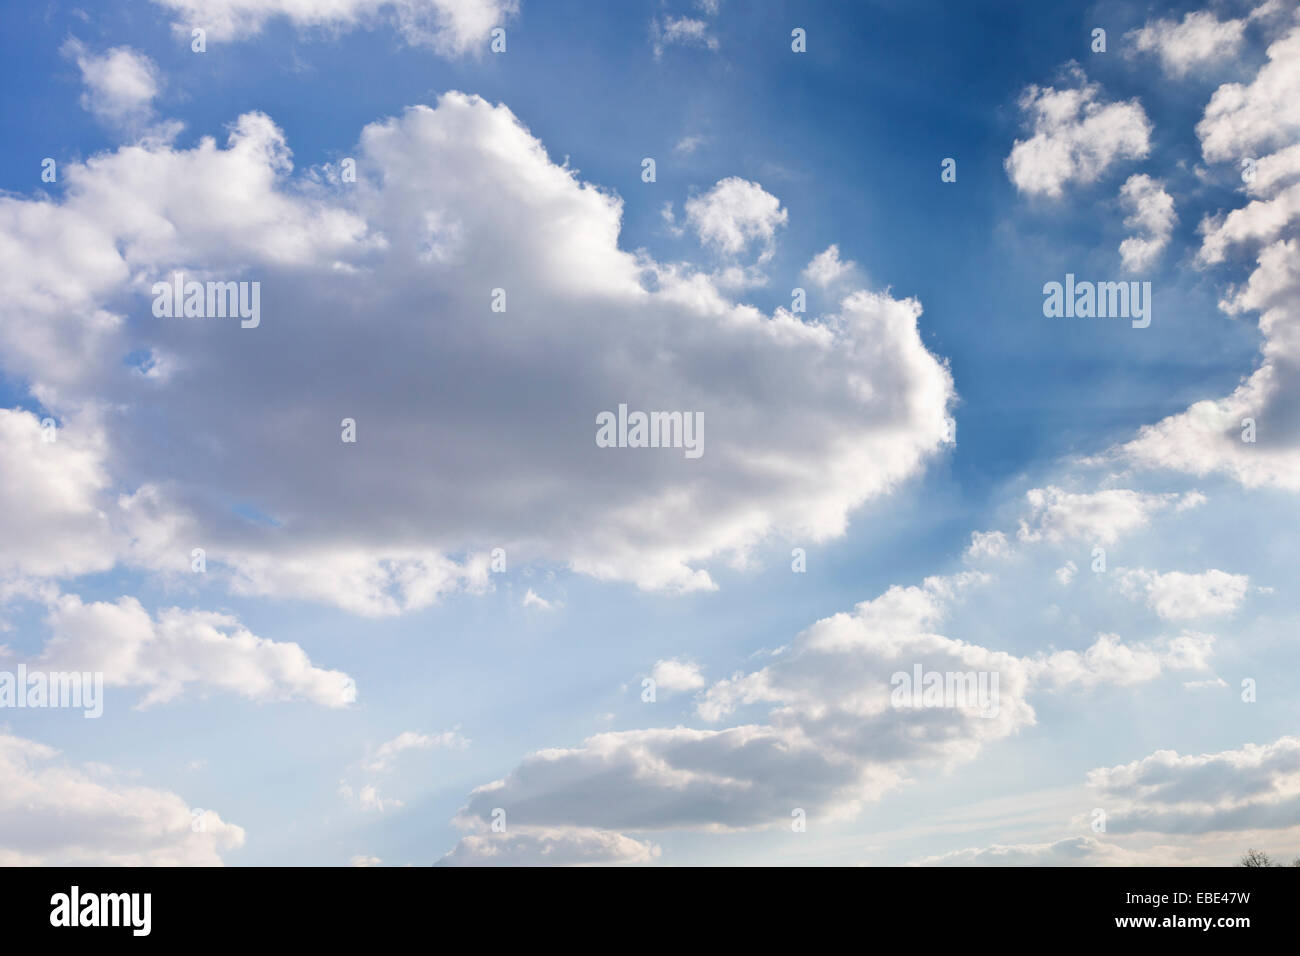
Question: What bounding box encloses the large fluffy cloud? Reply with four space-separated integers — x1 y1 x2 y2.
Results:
1122 20 1300 490
33 593 356 708
1089 735 1300 835
440 572 1213 861
0 732 244 865
0 92 955 609
1195 18 1300 165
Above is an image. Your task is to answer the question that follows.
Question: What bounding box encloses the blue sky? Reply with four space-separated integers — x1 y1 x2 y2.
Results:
0 0 1298 866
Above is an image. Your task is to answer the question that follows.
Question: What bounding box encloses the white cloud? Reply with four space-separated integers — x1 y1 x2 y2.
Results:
341 779 402 812
912 835 1147 866
1117 568 1250 621
1123 24 1300 491
1118 174 1176 272
673 135 704 156
62 41 161 128
37 593 356 708
0 410 116 581
349 854 383 866
1031 631 1215 689
1055 560 1078 586
1184 677 1228 690
151 0 518 54
964 530 1010 561
1005 67 1152 198
1196 22 1300 164
522 588 559 611
437 826 660 865
364 729 469 773
1122 239 1300 489
651 16 719 58
1126 10 1247 78
1199 182 1300 265
224 547 490 617
0 94 954 607
0 732 243 865
359 784 401 812
684 177 788 259
444 579 1029 847
802 244 856 288
441 574 1199 858
650 658 706 694
1016 486 1205 546
1088 735 1300 835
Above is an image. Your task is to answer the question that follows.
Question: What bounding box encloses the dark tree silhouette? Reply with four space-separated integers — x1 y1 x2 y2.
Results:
1238 848 1300 867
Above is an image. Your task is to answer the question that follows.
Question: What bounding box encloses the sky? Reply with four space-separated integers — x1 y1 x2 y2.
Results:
0 0 1297 866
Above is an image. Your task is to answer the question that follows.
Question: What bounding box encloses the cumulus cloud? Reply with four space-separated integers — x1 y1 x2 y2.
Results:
444 579 1027 849
649 657 706 694
1016 486 1205 546
1031 631 1216 689
0 93 954 609
968 483 1197 563
439 573 1204 859
684 177 788 260
1126 10 1248 77
0 410 116 581
62 41 161 128
36 593 357 708
151 0 517 54
1118 174 1176 272
1088 735 1300 835
1004 67 1152 198
0 732 243 865
964 530 1010 561
1196 22 1300 165
224 547 490 617
1116 568 1250 621
802 244 856 288
1123 23 1300 490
